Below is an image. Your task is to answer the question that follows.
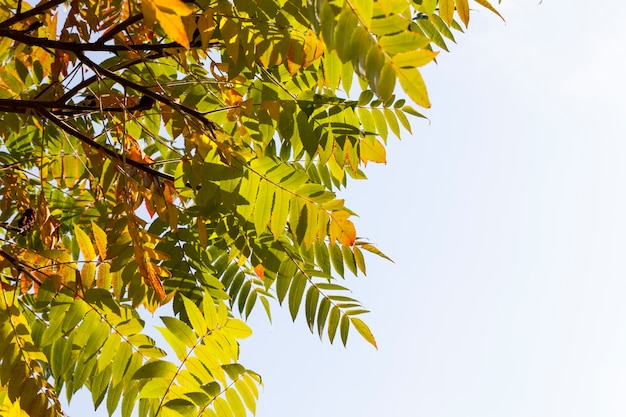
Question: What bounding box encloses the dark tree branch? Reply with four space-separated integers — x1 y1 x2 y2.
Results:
0 0 65 29
95 13 144 45
74 51 219 133
57 51 167 103
0 28 193 52
36 107 176 183
0 248 44 286
0 97 156 116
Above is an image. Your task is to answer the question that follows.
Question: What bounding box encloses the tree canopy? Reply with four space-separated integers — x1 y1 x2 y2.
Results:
0 0 501 415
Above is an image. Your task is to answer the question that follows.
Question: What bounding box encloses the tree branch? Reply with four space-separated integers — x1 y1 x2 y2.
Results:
36 107 176 183
57 51 167 103
0 28 196 52
0 248 44 286
95 13 144 45
0 97 156 116
74 51 219 133
0 0 65 30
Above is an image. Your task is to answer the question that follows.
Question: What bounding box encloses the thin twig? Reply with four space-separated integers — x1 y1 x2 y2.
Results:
95 13 144 45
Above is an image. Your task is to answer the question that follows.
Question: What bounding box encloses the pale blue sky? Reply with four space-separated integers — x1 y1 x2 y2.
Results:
239 2 626 416
68 1 626 416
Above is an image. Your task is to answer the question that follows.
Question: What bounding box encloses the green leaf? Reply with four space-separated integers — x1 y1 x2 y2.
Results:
340 313 350 346
304 286 319 331
132 360 178 379
316 297 331 339
161 316 196 348
329 243 344 278
254 179 274 236
182 295 208 337
342 244 358 276
288 273 307 320
370 14 410 36
74 223 96 262
270 188 290 239
327 306 340 343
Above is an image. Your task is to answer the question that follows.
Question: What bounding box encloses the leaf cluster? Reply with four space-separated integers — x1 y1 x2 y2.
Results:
0 0 501 415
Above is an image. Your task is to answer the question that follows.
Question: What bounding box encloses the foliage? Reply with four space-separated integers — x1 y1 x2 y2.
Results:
0 0 500 415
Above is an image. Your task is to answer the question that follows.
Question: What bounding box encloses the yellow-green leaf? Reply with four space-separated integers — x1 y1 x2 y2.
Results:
350 0 373 27
378 32 430 54
359 136 386 165
376 62 396 101
253 179 274 236
397 67 430 108
74 224 96 262
91 221 107 260
182 296 208 337
132 360 178 379
225 318 252 339
392 49 439 68
378 0 410 16
350 316 378 349
270 188 290 240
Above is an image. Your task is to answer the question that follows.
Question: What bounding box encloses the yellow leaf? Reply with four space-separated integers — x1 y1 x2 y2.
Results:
397 67 430 108
455 0 470 27
392 49 438 68
359 136 386 165
152 0 194 16
91 221 107 259
439 0 454 25
329 210 356 246
142 0 192 49
302 31 325 68
74 224 96 262
378 0 410 16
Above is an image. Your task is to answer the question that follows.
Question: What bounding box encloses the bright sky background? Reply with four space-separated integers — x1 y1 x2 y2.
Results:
71 1 626 416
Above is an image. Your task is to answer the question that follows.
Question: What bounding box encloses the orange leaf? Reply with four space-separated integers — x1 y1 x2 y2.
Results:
329 210 356 246
302 31 325 68
146 262 166 299
224 88 243 106
254 264 265 280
